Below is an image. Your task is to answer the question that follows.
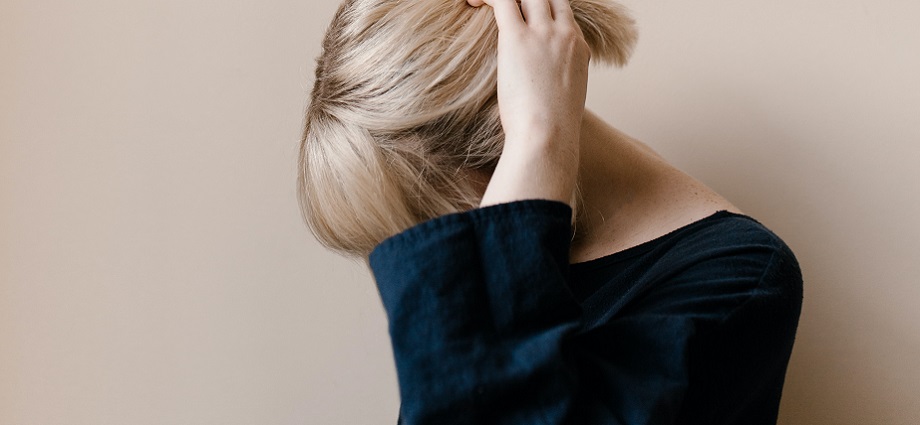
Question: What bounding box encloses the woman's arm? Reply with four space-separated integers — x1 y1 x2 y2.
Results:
370 201 583 424
369 3 596 423
475 0 591 207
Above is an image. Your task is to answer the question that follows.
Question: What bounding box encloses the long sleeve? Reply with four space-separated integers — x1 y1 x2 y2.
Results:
369 200 582 424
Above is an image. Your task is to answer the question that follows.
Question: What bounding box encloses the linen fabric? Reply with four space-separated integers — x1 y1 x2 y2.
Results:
369 200 803 425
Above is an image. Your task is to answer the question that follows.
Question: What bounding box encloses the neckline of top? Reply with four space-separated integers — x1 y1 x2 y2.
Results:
569 210 756 271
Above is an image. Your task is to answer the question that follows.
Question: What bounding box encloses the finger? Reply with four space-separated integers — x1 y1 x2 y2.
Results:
466 0 485 6
519 0 552 24
548 0 576 23
478 0 525 31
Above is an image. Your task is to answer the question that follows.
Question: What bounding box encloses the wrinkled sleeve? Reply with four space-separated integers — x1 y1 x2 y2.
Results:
368 202 803 425
368 200 582 424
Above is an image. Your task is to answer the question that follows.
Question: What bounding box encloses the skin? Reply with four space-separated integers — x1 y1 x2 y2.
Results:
477 0 589 209
470 0 740 263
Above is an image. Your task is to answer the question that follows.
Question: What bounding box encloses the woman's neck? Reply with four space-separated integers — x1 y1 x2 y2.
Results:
570 110 739 263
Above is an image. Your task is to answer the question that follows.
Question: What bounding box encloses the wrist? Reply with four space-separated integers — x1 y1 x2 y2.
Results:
480 137 580 207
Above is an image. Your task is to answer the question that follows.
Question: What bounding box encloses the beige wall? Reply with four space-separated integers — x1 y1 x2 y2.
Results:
1 0 917 424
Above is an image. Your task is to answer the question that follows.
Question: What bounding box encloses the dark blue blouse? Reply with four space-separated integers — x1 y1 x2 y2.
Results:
369 200 802 424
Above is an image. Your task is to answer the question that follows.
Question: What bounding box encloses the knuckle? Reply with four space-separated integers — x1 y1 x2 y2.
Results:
508 26 528 40
559 27 583 44
555 28 585 48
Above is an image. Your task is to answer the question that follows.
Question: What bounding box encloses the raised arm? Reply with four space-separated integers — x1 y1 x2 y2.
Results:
474 0 591 208
369 3 596 423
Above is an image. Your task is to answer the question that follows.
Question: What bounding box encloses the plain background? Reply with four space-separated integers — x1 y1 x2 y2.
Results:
2 0 918 423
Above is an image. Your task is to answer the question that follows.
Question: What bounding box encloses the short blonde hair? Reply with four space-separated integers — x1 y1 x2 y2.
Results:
299 0 638 257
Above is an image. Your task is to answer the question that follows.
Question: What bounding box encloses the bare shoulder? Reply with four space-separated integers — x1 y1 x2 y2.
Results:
627 135 744 240
570 128 742 263
650 156 743 220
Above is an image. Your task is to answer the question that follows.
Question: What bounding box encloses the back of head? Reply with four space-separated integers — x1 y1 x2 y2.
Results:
300 0 638 257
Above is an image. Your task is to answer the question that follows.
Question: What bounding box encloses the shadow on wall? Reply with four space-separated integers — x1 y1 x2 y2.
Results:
647 85 920 425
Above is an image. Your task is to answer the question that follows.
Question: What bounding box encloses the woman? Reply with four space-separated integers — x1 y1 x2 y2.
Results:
299 0 803 423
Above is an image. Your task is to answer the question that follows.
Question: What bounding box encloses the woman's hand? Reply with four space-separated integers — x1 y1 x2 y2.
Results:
471 0 591 207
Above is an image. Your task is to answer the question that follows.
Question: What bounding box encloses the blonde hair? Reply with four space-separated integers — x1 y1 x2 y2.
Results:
299 0 638 257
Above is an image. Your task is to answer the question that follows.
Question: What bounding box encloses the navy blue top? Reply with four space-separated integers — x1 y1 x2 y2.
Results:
369 200 802 424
